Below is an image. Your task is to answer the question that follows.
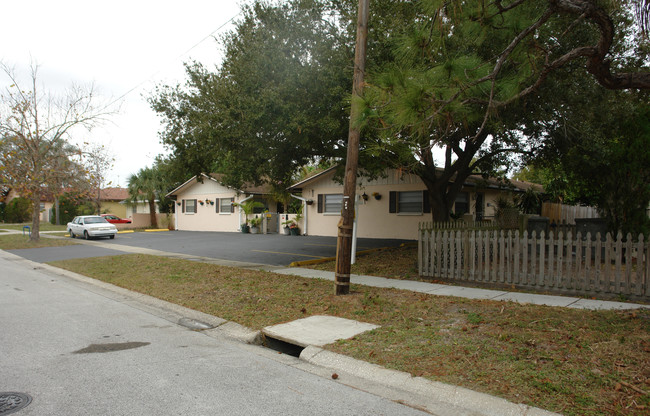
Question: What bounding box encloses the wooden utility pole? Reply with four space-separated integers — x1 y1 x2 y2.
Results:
334 0 370 295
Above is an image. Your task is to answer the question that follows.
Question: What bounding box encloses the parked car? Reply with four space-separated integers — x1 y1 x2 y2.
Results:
101 214 132 224
67 215 118 240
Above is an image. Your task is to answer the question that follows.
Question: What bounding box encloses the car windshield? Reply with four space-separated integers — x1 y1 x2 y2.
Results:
85 217 108 224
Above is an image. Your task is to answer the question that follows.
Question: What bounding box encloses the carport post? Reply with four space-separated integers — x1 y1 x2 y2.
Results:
290 194 308 235
238 195 254 230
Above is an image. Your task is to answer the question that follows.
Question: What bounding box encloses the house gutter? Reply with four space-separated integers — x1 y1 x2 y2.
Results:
290 194 308 235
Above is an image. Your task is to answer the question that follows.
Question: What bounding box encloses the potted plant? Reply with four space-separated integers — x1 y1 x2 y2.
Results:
234 199 265 233
249 216 262 234
290 207 303 235
281 219 293 235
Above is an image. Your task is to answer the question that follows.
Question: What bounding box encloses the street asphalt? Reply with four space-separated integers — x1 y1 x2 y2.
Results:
7 230 411 266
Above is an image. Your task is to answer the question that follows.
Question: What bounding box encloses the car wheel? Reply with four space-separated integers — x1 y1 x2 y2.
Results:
69 230 74 238
84 230 89 240
109 235 115 239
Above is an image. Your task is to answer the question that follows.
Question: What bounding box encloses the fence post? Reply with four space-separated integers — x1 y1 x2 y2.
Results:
635 234 644 297
537 231 546 286
583 232 593 293
624 233 633 296
615 232 623 293
547 231 555 289
643 234 650 298
418 226 424 277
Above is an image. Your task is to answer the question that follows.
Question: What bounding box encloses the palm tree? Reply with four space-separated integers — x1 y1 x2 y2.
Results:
127 167 164 229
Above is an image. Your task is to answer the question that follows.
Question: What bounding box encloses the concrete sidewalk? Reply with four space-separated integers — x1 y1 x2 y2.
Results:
274 268 649 311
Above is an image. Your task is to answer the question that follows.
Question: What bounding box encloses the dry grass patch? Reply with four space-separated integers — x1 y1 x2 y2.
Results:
49 254 650 416
308 244 420 279
0 234 78 250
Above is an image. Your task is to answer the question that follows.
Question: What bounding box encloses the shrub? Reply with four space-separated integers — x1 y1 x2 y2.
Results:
5 197 32 223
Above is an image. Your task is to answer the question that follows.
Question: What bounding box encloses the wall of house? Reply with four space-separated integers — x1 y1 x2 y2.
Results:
303 174 425 240
126 201 162 217
40 201 53 222
117 213 173 230
301 170 511 240
174 179 244 232
101 201 127 218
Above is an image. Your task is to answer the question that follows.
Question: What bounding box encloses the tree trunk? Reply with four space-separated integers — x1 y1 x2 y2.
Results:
427 191 453 222
30 192 41 242
149 199 158 229
55 196 60 225
421 171 471 223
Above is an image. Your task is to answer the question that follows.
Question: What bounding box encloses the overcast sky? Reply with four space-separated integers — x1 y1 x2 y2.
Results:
1 0 245 187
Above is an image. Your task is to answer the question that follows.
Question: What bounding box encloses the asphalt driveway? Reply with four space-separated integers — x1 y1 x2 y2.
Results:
9 230 413 266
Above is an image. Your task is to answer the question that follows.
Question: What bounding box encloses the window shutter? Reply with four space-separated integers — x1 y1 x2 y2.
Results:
192 199 197 213
389 191 397 213
230 198 235 213
423 190 431 213
317 194 323 213
215 198 220 213
182 200 185 213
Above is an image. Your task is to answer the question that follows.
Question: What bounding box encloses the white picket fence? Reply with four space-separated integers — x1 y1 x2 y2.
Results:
418 229 650 301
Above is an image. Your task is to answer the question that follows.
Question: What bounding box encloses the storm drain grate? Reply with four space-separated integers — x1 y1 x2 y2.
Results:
0 393 32 415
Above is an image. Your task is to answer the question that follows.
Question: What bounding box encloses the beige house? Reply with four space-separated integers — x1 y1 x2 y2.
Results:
4 188 54 222
287 167 541 240
166 174 278 232
98 188 129 218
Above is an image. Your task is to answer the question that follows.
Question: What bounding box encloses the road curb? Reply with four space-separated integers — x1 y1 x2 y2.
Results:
299 346 559 416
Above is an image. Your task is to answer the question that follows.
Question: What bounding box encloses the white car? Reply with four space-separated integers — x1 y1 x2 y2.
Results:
67 215 118 240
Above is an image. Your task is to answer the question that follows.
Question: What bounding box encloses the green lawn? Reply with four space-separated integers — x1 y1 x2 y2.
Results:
0 234 78 249
0 222 68 232
50 254 650 416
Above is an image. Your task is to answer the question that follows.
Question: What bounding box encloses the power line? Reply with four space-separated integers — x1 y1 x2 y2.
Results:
107 11 241 108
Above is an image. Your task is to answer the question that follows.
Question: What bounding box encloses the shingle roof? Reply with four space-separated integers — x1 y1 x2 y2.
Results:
165 173 273 198
288 166 544 193
98 187 129 201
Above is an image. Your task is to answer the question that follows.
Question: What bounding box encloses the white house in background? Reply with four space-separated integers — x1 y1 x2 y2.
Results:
165 173 278 232
287 167 542 240
124 199 162 217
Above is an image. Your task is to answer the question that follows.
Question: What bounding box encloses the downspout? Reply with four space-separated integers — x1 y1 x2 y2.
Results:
290 194 308 235
238 194 254 231
351 195 360 264
174 200 178 230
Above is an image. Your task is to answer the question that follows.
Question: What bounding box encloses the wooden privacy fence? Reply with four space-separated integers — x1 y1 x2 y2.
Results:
418 229 650 301
541 202 599 224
